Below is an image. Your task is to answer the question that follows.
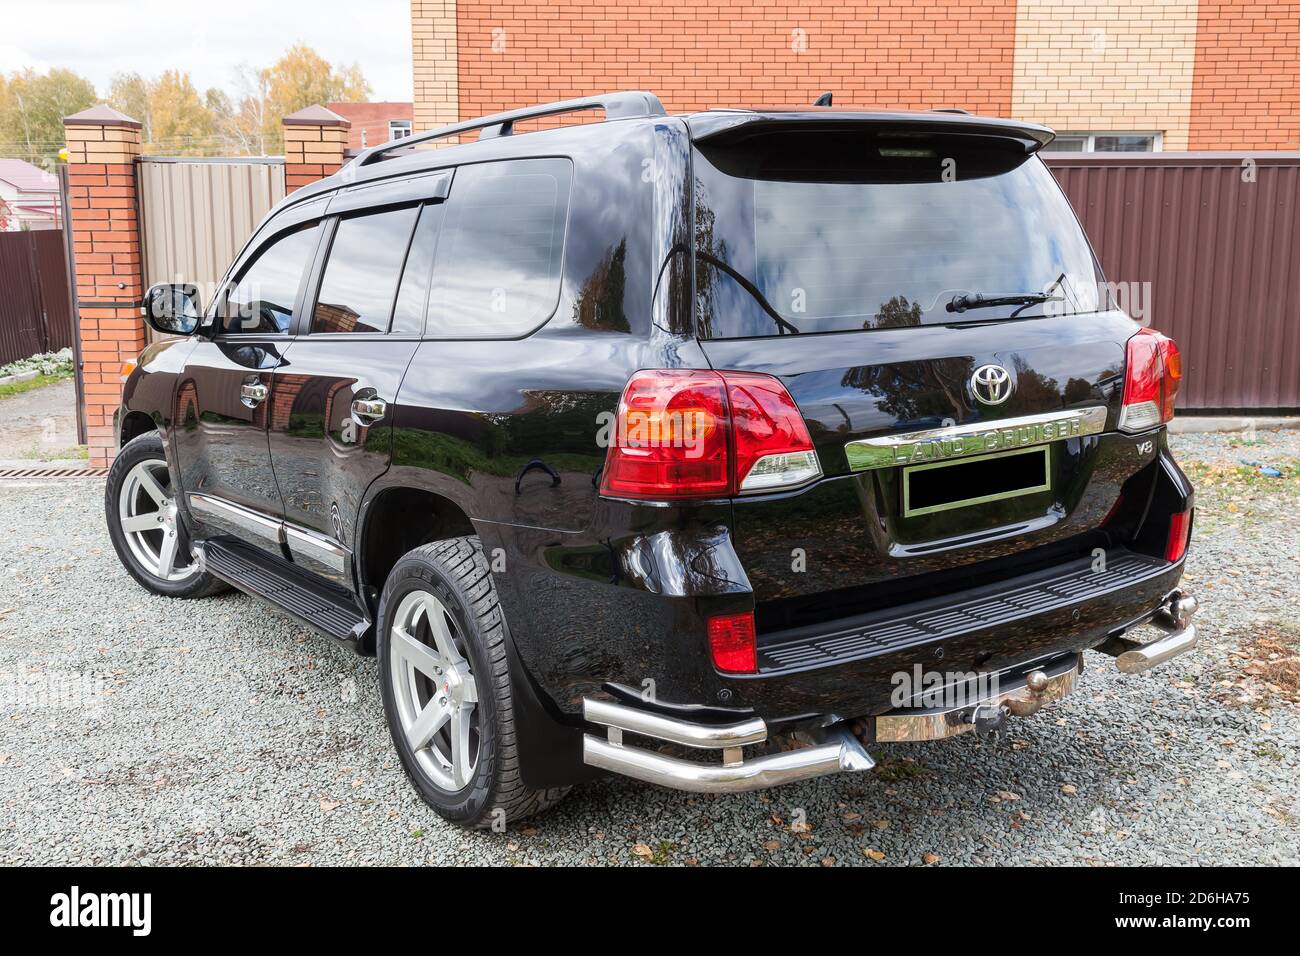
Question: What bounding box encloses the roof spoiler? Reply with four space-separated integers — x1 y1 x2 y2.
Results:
350 91 666 169
689 111 1056 153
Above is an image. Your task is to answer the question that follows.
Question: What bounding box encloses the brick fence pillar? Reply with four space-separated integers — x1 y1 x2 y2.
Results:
62 105 144 468
282 106 351 192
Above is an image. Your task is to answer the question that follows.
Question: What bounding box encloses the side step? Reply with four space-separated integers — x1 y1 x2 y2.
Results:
199 539 371 646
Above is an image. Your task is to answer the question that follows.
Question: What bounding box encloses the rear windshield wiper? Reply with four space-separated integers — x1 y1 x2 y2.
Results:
947 273 1067 315
946 290 1064 314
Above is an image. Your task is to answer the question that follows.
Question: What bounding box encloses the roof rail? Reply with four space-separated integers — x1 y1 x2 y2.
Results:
930 107 971 115
352 91 666 168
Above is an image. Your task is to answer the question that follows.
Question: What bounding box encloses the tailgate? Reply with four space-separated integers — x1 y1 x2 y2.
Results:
689 121 1152 628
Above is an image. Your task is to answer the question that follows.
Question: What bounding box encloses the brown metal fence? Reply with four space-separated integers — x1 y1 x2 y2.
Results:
0 229 75 367
1045 152 1300 412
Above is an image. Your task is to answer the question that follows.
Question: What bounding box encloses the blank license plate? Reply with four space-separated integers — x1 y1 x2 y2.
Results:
902 445 1051 518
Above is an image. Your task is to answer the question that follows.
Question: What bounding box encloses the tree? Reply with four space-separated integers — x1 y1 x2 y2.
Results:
215 64 274 155
258 44 370 149
0 196 12 232
107 72 154 142
0 68 97 166
148 70 215 155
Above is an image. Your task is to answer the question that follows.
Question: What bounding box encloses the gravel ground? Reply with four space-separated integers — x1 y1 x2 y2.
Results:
0 378 80 463
0 429 1296 866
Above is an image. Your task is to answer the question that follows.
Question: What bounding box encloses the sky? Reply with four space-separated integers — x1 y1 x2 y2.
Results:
1 0 415 100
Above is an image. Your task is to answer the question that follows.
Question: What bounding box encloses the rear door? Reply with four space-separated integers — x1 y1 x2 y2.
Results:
267 189 448 587
173 211 323 558
689 124 1143 619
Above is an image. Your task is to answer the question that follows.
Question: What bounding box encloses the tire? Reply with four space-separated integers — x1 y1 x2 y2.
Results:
105 431 226 599
377 536 569 829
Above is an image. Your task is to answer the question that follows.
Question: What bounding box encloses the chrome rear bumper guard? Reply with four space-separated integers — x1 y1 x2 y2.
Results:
1099 589 1199 674
581 698 874 794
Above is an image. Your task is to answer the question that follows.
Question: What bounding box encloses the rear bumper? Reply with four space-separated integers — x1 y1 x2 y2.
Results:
728 548 1186 721
580 589 1198 793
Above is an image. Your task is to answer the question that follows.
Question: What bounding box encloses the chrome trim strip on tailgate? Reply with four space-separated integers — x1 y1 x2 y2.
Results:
844 406 1109 472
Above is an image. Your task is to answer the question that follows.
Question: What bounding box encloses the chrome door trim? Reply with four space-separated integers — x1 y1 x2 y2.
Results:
188 493 284 549
283 523 348 575
844 406 1109 472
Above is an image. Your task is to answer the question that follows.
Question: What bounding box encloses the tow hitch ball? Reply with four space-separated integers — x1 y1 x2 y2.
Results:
959 669 1051 735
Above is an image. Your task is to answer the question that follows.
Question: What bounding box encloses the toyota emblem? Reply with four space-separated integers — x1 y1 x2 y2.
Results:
971 364 1013 405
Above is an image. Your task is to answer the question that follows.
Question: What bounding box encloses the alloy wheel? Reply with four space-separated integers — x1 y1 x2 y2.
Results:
117 459 198 582
389 588 481 791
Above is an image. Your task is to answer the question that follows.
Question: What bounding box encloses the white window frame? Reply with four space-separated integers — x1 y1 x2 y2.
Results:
388 120 413 141
1052 132 1163 153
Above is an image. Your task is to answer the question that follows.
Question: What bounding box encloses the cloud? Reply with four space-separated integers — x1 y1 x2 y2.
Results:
4 0 413 100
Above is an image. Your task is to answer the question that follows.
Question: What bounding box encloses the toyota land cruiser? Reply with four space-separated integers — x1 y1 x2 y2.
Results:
108 91 1196 828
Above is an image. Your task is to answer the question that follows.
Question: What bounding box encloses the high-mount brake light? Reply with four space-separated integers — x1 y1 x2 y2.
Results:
599 370 821 501
1118 329 1182 433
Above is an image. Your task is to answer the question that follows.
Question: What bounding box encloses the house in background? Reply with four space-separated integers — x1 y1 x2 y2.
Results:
410 0 1299 153
325 101 414 154
0 158 60 230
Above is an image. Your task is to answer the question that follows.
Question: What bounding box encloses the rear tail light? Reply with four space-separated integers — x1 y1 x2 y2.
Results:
707 611 757 674
600 369 821 501
1165 508 1192 562
1119 329 1182 433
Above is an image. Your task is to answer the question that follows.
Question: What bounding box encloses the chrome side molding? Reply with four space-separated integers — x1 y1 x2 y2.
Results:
581 698 874 793
845 406 1109 472
189 493 282 549
188 493 350 576
284 523 348 575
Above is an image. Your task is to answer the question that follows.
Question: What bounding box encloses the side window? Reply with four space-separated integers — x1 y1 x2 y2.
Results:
312 206 420 334
426 158 571 338
390 204 444 335
219 222 319 335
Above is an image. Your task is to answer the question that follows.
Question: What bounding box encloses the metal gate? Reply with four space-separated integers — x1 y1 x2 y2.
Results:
137 157 286 309
0 229 75 367
1045 152 1300 412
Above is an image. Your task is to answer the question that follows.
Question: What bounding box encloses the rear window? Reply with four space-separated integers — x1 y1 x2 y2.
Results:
693 130 1104 338
425 158 571 338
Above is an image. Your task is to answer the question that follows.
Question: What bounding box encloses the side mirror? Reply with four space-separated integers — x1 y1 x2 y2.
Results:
142 283 201 336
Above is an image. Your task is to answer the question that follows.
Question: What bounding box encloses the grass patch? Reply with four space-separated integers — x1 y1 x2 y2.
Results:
1182 460 1300 491
0 368 73 401
874 757 926 782
18 443 87 461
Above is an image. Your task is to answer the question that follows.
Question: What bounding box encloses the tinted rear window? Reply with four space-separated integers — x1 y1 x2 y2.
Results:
693 130 1104 338
425 158 571 338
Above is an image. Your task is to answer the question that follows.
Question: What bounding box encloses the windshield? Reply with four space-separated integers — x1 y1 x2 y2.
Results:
693 130 1105 338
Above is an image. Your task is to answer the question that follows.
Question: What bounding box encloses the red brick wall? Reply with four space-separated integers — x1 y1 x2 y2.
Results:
63 114 145 467
455 1 1018 119
1190 1 1300 150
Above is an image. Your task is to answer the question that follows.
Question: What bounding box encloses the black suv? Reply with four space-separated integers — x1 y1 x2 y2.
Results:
109 92 1197 829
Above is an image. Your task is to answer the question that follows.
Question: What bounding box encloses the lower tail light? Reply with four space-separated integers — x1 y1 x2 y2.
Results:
1165 508 1192 562
707 611 757 674
1119 329 1182 433
600 369 821 501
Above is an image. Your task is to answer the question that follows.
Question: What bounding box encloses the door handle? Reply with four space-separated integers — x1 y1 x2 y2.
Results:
240 382 269 407
351 398 387 423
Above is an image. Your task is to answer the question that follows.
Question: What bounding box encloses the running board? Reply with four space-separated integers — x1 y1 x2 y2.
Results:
197 539 371 647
